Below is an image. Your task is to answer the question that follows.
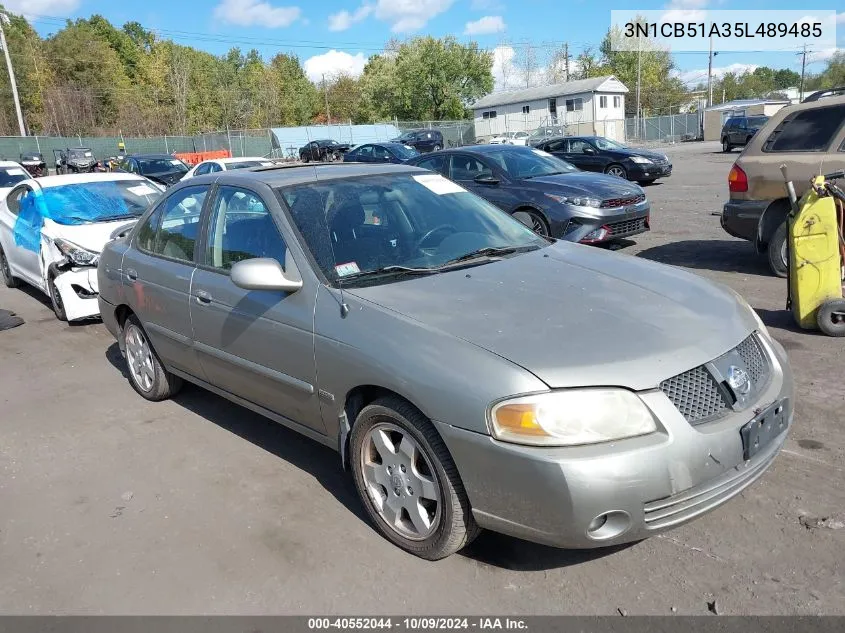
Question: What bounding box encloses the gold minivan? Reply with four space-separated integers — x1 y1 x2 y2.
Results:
721 89 845 276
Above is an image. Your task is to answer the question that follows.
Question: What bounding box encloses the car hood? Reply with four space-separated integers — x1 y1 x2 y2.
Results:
145 171 185 186
610 147 668 161
347 243 756 391
526 172 644 198
42 217 140 253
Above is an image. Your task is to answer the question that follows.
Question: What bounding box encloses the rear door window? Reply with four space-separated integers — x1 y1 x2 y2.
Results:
148 186 209 262
414 155 446 174
763 104 845 152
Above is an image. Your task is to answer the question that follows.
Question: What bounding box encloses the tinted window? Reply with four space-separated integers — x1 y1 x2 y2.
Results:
5 185 31 216
372 145 390 160
205 187 285 270
485 148 578 178
391 145 419 159
193 162 211 176
449 155 493 180
414 155 446 173
0 166 29 188
138 158 188 174
208 163 223 173
545 139 566 152
764 105 845 152
137 203 165 251
152 186 208 261
358 145 374 159
568 139 592 153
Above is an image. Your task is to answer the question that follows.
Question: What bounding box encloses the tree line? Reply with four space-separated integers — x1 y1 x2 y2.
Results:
0 7 841 137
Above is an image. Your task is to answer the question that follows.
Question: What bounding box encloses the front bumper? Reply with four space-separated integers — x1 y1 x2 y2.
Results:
626 161 672 181
435 333 793 549
722 199 768 242
53 267 100 321
557 199 651 244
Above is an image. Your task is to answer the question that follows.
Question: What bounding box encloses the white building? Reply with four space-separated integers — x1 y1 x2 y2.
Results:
471 76 629 141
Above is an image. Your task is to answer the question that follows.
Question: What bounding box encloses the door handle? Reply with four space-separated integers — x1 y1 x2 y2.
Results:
126 268 138 281
195 290 212 305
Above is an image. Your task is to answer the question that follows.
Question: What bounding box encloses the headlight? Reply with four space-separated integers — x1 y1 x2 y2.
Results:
544 193 602 208
490 389 658 447
629 156 653 165
54 238 99 266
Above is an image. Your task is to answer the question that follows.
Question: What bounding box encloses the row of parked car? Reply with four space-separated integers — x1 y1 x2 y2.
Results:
0 125 791 563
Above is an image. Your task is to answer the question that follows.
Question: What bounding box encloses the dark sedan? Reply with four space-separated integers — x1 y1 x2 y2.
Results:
532 136 672 185
119 154 189 187
344 142 421 164
300 139 351 162
407 145 650 244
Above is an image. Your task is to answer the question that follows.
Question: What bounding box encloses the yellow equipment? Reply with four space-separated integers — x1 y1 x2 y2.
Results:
783 168 845 336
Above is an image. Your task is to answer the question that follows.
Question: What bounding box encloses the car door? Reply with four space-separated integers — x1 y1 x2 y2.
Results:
541 138 569 162
733 119 747 144
565 139 605 172
371 145 393 163
357 145 374 163
123 184 210 378
0 184 42 286
189 185 323 432
413 153 448 176
447 154 515 211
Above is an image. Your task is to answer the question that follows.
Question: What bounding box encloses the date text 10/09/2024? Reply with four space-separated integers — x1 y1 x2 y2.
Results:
624 21 824 39
308 618 528 630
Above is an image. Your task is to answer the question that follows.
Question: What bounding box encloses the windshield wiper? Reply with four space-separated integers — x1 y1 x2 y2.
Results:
338 265 439 283
523 171 568 179
440 245 537 266
97 213 140 222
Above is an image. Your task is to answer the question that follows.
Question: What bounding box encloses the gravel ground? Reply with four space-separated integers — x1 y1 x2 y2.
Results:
1 141 843 615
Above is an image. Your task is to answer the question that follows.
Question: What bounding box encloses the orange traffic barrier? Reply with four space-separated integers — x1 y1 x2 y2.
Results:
174 150 231 166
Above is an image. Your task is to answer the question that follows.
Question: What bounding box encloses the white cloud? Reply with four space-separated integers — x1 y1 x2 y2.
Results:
4 0 79 19
837 12 845 24
303 50 368 82
661 0 707 23
464 15 506 36
673 62 758 85
374 0 454 33
470 0 504 10
808 47 840 63
491 45 515 91
328 3 374 32
213 0 301 28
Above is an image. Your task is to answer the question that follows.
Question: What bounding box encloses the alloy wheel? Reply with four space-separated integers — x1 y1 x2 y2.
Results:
513 211 549 237
607 165 627 178
360 422 441 541
0 248 11 283
125 323 155 392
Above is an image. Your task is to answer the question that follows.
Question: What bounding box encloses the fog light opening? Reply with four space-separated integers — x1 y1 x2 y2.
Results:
586 510 631 541
579 226 610 244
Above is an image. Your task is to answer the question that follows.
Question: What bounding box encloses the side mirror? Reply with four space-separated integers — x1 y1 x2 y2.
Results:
474 174 499 185
230 252 303 293
582 146 597 155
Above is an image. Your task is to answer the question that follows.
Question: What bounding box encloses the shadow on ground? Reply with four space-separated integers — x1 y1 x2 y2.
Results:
636 239 773 276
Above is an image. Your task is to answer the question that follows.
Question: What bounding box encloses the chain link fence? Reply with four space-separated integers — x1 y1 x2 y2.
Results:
625 113 703 145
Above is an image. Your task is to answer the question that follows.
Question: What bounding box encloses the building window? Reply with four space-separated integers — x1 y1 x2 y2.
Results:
482 110 497 120
566 98 583 112
522 105 530 114
613 96 621 108
599 96 607 108
549 98 557 117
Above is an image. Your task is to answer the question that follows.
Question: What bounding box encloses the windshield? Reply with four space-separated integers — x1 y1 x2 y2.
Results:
747 116 769 127
486 148 578 178
35 179 161 224
68 149 93 159
391 145 420 159
0 167 28 187
592 137 626 150
279 173 547 286
137 158 188 174
21 154 42 162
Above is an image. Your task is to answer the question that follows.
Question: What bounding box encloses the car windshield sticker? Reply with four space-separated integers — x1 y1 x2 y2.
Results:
532 149 552 157
127 184 158 196
413 174 466 195
169 159 183 166
335 262 360 277
5 168 25 176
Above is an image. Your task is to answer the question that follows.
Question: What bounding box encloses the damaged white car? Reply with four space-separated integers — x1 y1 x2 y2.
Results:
0 173 163 321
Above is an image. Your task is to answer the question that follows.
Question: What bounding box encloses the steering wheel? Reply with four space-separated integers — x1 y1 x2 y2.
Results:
415 224 458 249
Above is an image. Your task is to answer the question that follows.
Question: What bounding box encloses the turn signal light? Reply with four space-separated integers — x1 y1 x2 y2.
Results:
728 164 748 193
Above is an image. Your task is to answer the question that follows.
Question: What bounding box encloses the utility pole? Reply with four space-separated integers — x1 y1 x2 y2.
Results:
0 14 26 136
706 37 713 107
564 42 570 82
322 73 330 124
798 44 810 102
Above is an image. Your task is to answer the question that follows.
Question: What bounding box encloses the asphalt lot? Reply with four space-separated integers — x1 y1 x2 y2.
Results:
1 141 843 615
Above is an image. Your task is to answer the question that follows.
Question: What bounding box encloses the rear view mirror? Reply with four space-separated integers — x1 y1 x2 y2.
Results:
231 253 302 293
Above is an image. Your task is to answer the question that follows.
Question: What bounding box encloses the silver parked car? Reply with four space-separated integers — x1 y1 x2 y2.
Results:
97 163 794 560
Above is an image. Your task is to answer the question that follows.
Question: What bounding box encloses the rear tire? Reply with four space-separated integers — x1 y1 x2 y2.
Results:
0 245 20 288
722 138 732 153
767 222 788 278
817 300 845 337
349 396 480 560
121 315 182 401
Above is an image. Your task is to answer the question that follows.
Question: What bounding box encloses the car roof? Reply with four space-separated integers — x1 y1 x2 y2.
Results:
0 160 24 168
28 173 147 188
214 156 269 163
432 144 538 156
184 163 428 188
128 154 179 160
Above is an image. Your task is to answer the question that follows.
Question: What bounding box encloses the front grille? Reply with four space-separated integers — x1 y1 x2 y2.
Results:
660 334 771 426
606 216 649 237
660 366 728 424
601 193 646 209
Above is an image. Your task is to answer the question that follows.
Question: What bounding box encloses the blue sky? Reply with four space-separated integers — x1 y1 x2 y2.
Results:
13 0 845 91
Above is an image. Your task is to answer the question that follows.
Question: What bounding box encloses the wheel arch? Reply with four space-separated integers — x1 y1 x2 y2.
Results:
757 198 790 250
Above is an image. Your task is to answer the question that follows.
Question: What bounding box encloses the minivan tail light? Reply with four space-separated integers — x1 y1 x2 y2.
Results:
728 164 748 192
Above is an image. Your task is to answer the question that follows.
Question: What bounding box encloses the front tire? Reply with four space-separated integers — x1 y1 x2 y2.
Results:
817 300 845 337
47 270 67 321
350 396 480 560
432 145 441 152
0 245 20 288
767 222 788 278
122 315 182 401
605 164 627 179
512 209 550 237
